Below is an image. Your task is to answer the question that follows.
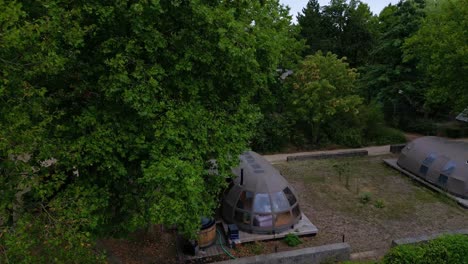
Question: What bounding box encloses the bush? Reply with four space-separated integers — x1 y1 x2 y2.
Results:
373 127 406 145
251 113 292 153
384 234 468 264
245 241 264 255
1 214 105 264
374 199 385 208
359 192 372 204
405 118 438 135
283 233 302 247
331 127 364 148
359 102 406 145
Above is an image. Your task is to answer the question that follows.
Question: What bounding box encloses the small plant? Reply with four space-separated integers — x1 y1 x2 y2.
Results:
332 161 351 190
374 199 385 208
284 233 302 247
246 241 264 254
359 192 372 204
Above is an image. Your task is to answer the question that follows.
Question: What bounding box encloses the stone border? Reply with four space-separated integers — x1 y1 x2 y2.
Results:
213 243 350 264
390 144 406 154
287 150 368 162
392 229 468 247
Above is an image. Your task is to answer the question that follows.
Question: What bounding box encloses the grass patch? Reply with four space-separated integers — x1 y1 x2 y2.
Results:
244 242 264 255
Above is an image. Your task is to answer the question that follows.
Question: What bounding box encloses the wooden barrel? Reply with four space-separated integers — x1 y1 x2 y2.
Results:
198 218 216 248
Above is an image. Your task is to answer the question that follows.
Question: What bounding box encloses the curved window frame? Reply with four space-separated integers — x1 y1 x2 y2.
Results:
442 161 456 176
227 184 301 232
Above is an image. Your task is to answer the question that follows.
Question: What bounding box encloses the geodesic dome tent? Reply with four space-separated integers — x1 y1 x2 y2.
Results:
397 136 468 198
222 151 301 234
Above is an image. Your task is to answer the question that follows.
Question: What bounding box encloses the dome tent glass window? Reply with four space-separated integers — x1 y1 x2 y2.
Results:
222 151 302 234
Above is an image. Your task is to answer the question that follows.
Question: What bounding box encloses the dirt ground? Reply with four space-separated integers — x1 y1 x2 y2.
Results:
98 226 178 264
98 154 468 263
275 154 468 257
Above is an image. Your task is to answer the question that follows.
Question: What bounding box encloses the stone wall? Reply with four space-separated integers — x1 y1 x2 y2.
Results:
287 150 368 162
214 243 350 264
391 229 468 247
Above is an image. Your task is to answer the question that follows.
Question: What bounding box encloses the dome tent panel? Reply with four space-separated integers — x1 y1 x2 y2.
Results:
253 193 272 213
222 151 302 234
397 136 468 199
270 191 290 212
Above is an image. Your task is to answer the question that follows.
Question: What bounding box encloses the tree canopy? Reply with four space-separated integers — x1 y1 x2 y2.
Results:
289 52 362 144
404 0 468 114
358 0 427 127
0 0 301 261
298 0 377 66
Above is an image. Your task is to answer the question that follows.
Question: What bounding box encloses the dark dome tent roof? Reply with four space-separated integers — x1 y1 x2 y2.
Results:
222 151 301 234
397 137 468 198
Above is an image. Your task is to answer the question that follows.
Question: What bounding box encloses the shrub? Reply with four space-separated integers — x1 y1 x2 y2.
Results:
283 233 302 247
384 244 425 264
246 242 264 254
1 214 105 264
359 192 372 204
373 127 406 145
374 199 385 208
331 127 364 148
383 234 468 264
251 113 292 153
359 102 406 146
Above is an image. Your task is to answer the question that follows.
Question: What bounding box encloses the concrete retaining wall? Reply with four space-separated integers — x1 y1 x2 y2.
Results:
214 243 350 264
390 144 406 154
287 150 368 162
391 229 468 247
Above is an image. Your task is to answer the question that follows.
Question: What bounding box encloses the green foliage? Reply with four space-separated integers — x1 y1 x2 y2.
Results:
384 235 468 264
333 161 351 180
289 52 363 145
374 199 385 209
245 241 265 255
404 0 468 114
298 0 377 66
1 213 105 264
0 0 302 261
359 0 427 127
357 102 406 145
359 192 372 204
373 127 406 145
283 233 302 247
251 112 293 153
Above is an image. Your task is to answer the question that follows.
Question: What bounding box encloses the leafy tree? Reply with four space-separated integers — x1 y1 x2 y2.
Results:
0 0 300 261
404 0 468 114
297 0 323 54
359 0 426 127
298 0 376 66
289 52 363 145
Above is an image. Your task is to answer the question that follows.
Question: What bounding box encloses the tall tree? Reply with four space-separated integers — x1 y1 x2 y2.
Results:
297 0 323 54
359 0 426 127
289 52 363 144
298 0 376 66
0 0 301 262
404 0 468 114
